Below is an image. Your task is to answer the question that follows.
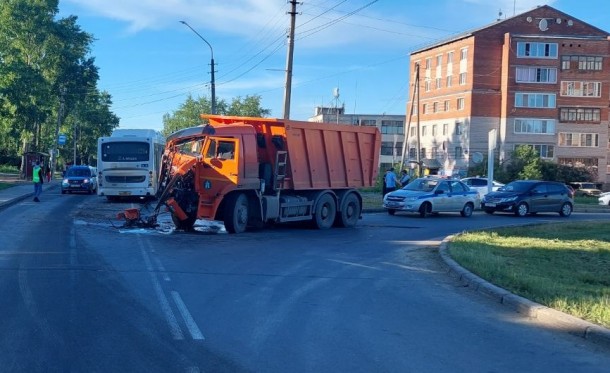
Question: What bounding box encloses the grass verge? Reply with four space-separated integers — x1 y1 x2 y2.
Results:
448 222 610 328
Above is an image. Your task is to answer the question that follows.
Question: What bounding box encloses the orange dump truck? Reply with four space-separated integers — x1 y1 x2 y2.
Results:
155 114 380 233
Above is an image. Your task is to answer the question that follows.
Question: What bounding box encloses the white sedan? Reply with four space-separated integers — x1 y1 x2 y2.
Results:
598 192 610 206
461 177 504 199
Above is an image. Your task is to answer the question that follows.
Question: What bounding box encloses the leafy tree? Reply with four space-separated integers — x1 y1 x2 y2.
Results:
162 94 270 137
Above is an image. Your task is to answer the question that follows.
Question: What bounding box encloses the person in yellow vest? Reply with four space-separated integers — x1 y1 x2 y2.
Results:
32 160 44 202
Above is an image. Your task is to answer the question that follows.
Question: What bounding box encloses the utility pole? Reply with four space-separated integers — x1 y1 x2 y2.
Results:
180 21 217 114
52 86 66 177
282 0 299 119
73 123 77 166
400 63 420 171
415 64 422 176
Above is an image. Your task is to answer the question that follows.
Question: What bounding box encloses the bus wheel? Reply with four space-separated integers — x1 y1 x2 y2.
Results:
224 193 249 234
314 193 336 230
337 193 360 228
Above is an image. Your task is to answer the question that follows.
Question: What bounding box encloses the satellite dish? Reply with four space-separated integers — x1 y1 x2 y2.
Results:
472 152 484 164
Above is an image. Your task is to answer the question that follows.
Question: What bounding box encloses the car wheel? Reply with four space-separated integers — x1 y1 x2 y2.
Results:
419 202 431 218
61 190 66 194
460 202 474 217
388 209 396 216
484 208 494 214
559 202 573 217
515 202 528 217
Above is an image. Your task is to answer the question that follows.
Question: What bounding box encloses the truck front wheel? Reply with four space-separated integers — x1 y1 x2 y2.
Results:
314 193 336 230
224 193 249 234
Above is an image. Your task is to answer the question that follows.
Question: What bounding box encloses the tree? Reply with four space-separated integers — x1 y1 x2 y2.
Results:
162 94 270 137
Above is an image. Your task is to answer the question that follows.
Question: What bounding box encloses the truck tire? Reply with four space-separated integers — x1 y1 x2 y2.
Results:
314 193 336 230
337 193 360 228
171 214 196 231
224 193 249 234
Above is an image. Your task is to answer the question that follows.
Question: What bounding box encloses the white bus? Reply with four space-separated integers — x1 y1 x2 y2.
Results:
97 129 165 200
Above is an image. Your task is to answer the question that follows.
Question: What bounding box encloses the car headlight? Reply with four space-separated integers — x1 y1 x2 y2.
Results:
83 178 90 183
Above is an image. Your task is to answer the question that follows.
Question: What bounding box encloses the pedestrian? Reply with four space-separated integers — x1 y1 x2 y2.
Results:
32 160 44 202
384 167 399 194
45 164 51 182
399 169 410 186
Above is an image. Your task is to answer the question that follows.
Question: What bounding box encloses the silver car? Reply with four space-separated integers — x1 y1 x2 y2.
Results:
383 177 480 217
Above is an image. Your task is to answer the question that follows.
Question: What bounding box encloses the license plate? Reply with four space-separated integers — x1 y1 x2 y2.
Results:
486 202 496 207
387 202 398 207
119 191 132 196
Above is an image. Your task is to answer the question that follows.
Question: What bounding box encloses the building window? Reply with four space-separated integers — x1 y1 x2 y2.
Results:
421 148 426 158
432 102 438 113
422 103 427 114
410 127 416 137
558 132 599 147
457 98 465 110
514 144 554 158
422 126 427 136
460 48 468 60
359 119 377 126
443 123 448 135
561 55 603 71
444 100 449 111
516 42 558 58
435 77 442 89
436 55 442 66
425 58 431 69
447 51 454 64
515 92 556 108
455 146 463 159
409 147 417 158
432 124 438 136
425 79 431 92
455 122 462 135
381 141 403 156
446 75 452 87
459 72 467 85
515 67 557 83
514 118 555 134
560 81 602 97
560 108 601 123
381 120 404 135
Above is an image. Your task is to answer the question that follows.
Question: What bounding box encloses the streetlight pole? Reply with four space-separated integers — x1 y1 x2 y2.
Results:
179 21 216 114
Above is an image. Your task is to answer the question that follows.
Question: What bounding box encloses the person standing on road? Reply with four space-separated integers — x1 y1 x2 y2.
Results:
399 169 410 186
45 164 51 182
32 160 44 202
384 167 399 194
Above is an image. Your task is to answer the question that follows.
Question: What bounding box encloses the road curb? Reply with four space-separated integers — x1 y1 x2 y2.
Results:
438 235 610 350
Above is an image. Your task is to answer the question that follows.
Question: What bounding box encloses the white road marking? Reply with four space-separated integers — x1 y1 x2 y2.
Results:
171 291 205 340
153 255 171 282
138 239 184 340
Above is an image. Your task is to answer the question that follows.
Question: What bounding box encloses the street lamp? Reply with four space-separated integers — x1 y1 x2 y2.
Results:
179 20 216 114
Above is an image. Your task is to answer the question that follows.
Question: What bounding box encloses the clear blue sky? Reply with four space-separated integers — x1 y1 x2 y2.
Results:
58 0 610 131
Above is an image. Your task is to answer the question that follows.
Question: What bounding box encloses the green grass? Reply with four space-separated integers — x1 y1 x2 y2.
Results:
448 222 610 328
0 165 19 173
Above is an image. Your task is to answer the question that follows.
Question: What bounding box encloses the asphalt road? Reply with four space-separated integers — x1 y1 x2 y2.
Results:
1 188 609 372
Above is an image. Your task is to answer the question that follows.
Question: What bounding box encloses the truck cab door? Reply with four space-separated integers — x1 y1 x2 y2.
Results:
204 138 240 185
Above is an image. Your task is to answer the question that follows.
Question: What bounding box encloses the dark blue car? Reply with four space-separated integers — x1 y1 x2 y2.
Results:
61 166 97 194
481 180 573 217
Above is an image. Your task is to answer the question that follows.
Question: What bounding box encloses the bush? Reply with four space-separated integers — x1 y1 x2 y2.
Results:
0 164 20 173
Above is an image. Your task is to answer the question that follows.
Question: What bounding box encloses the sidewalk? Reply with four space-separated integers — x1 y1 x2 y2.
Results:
0 178 59 210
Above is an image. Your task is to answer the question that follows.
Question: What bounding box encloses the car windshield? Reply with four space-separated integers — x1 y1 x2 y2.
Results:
500 181 533 192
580 183 596 189
403 178 438 192
66 168 91 177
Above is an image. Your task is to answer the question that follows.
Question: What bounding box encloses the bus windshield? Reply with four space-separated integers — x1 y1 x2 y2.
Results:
101 141 150 162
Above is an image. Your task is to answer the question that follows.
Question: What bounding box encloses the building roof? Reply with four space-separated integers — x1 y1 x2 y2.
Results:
411 5 609 55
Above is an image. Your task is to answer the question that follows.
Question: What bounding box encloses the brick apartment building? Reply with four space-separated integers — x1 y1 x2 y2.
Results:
406 5 610 183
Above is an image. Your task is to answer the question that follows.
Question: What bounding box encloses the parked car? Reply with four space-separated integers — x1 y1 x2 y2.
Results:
461 177 504 199
598 192 610 206
481 180 573 217
568 182 602 197
383 177 480 217
61 166 97 194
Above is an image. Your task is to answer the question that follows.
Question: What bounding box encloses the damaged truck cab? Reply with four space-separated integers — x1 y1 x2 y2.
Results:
156 115 381 233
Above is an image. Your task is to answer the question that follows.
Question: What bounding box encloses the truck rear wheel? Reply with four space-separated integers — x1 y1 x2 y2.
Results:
337 193 360 228
314 193 336 230
224 193 249 234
